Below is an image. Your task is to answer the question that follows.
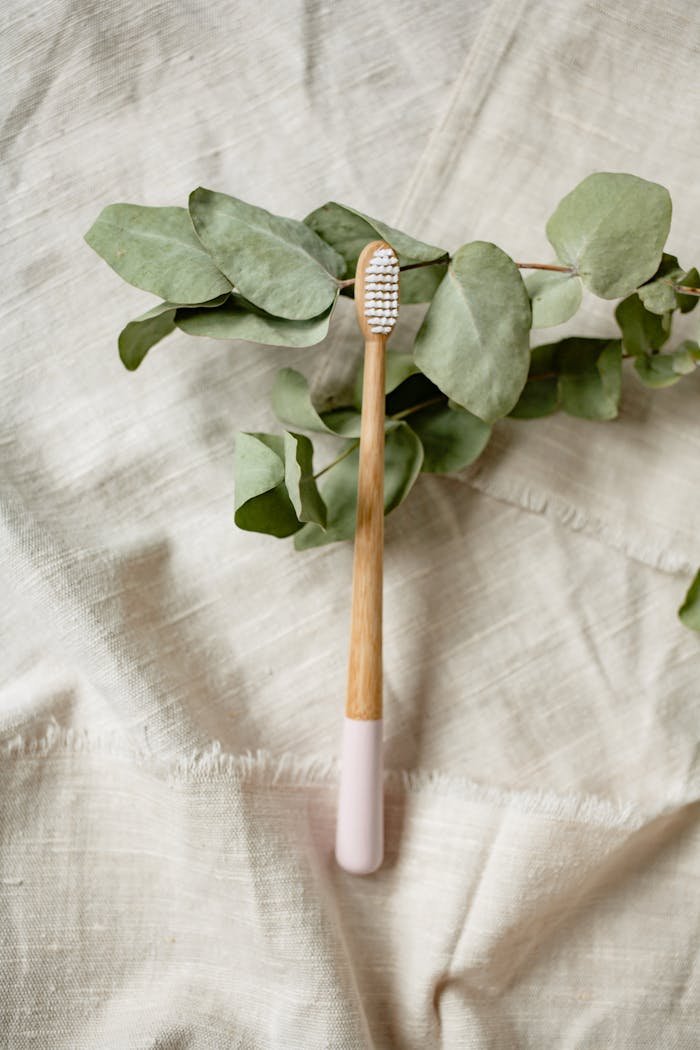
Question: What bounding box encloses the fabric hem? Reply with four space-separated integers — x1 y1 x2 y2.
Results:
2 720 695 830
455 468 695 577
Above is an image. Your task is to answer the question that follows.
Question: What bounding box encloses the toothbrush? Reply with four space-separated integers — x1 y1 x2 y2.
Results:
335 240 399 875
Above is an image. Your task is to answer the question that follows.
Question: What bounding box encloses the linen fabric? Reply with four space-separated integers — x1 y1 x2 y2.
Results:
1 1 699 1046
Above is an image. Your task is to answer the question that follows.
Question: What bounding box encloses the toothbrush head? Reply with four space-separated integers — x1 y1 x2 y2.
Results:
355 240 399 340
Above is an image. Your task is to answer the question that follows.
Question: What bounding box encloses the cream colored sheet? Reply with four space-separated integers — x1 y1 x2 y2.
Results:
1 1 698 1046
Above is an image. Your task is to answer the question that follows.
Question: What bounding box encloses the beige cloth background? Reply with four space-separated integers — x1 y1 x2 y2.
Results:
1 1 699 1046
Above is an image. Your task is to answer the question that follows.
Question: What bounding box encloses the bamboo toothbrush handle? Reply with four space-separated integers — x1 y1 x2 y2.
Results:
345 333 385 723
336 239 397 876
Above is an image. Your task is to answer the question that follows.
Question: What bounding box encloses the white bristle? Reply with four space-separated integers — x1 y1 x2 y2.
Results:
362 246 400 335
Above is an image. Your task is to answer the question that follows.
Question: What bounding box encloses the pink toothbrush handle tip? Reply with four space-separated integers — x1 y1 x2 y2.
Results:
335 716 384 874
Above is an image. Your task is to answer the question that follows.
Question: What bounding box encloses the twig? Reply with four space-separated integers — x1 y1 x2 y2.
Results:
338 255 579 289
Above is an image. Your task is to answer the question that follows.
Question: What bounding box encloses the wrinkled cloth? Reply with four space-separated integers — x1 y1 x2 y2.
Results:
1 1 699 1047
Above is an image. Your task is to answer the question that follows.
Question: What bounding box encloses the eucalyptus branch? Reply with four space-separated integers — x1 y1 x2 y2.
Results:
83 171 700 630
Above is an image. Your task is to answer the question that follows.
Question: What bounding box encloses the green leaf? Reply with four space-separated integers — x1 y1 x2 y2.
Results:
118 294 229 371
84 204 231 303
175 294 336 348
233 433 302 538
189 188 344 320
525 268 583 328
272 367 360 435
316 408 366 438
118 303 176 371
413 241 532 423
633 342 697 388
557 338 622 420
508 342 560 418
510 339 622 420
615 293 671 355
507 377 559 419
406 401 491 472
283 432 327 527
679 569 700 631
304 201 447 303
294 422 424 549
545 172 672 299
637 253 684 314
677 267 700 313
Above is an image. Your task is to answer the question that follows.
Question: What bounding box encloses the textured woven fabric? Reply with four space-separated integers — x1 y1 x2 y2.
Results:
1 1 699 1046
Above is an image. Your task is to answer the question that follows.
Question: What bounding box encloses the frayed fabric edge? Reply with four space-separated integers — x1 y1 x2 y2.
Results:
457 470 695 577
2 720 694 831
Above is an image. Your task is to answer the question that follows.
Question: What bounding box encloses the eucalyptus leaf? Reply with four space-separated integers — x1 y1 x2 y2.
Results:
615 293 670 355
557 338 622 420
413 241 532 423
545 173 672 299
234 433 302 537
677 267 700 313
637 253 684 314
507 378 559 419
272 366 402 439
406 401 491 473
272 367 360 435
85 204 231 303
283 432 327 527
119 303 176 372
525 268 583 328
678 569 700 631
175 295 336 347
508 342 560 418
118 294 229 370
633 343 697 388
294 422 424 549
189 188 344 320
318 408 370 438
304 201 447 303
516 338 622 420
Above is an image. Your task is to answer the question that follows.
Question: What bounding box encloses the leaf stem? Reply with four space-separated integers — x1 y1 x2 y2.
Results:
390 395 447 419
515 262 575 272
313 440 359 478
398 253 450 274
338 255 575 289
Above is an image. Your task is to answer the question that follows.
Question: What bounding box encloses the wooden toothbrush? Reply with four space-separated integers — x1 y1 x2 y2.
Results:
335 240 399 875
